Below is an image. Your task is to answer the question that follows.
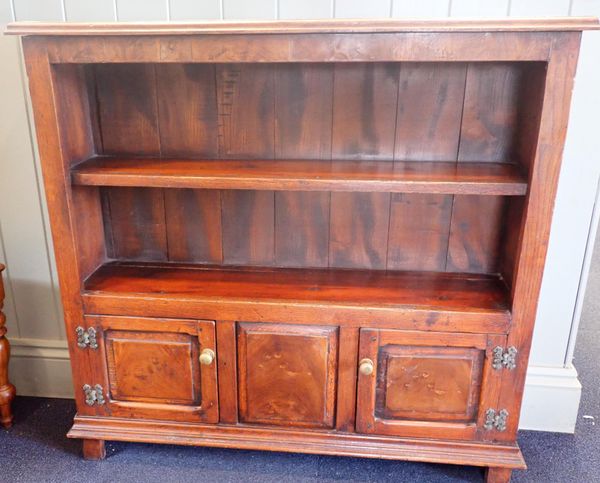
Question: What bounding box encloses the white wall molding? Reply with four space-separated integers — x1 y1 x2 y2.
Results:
9 337 73 399
520 365 582 433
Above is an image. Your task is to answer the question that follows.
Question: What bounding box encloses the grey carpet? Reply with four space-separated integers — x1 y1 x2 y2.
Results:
1 237 599 482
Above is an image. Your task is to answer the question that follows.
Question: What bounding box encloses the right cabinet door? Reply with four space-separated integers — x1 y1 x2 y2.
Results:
356 328 506 441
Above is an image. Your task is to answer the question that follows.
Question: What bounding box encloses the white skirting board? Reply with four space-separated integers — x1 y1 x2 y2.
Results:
520 365 582 433
8 338 583 433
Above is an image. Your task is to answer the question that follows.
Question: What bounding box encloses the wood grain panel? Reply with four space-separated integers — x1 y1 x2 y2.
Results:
387 193 453 271
73 157 528 195
376 346 483 422
105 187 168 261
458 63 524 163
156 64 218 157
275 191 329 268
221 190 274 265
237 323 338 428
447 195 506 273
164 189 222 263
217 64 275 159
356 329 499 441
88 315 218 423
274 63 333 159
105 330 200 405
95 63 160 156
329 192 390 269
335 327 359 432
332 63 399 161
216 321 238 424
394 63 467 162
52 64 106 279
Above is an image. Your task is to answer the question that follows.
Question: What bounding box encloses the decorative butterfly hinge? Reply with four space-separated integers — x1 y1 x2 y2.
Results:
76 326 98 349
83 384 105 406
484 408 509 431
492 346 517 370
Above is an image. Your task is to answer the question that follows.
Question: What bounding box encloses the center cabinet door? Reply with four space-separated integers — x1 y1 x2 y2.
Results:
86 315 218 423
356 329 506 441
237 323 339 429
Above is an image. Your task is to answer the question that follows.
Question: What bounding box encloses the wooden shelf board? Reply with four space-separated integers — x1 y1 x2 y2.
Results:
72 157 528 195
83 262 512 332
7 18 599 36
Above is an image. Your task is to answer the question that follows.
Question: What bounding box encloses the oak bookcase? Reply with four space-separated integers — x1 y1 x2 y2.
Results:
7 17 599 482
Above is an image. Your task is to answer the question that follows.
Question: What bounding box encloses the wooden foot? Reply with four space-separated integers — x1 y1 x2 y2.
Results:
0 265 16 429
82 439 106 460
485 467 512 483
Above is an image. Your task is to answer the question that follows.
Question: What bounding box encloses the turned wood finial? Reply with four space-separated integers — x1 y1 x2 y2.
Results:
0 264 16 428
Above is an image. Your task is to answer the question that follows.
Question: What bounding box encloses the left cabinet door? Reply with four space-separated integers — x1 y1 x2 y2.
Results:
85 315 218 423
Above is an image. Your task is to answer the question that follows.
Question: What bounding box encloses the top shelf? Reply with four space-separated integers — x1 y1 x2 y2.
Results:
71 157 527 196
6 18 599 36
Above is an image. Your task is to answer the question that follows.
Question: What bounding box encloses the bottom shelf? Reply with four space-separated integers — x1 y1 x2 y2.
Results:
82 262 511 332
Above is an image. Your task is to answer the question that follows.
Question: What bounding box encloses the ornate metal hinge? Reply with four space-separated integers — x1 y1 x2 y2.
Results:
76 327 98 349
492 346 517 370
484 408 508 431
83 384 105 406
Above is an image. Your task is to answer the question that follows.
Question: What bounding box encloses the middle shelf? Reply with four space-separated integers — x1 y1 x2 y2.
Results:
82 261 512 333
72 156 528 195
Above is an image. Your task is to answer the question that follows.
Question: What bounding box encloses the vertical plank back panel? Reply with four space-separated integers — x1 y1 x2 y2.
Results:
329 192 390 269
330 63 397 270
387 194 453 271
394 63 466 162
221 190 275 265
458 63 524 163
164 189 222 263
275 192 330 268
332 63 399 161
217 64 275 159
156 64 219 158
274 63 334 159
446 195 506 273
274 64 333 268
106 187 168 261
96 63 161 156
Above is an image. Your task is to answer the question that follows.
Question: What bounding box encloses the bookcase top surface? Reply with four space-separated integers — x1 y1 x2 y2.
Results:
5 17 599 36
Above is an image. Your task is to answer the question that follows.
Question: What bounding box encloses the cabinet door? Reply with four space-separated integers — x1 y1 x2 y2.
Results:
237 323 338 428
86 315 218 423
356 329 505 441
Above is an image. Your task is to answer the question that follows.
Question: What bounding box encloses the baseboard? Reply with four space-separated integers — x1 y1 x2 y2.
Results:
9 337 74 399
520 365 582 433
7 339 583 432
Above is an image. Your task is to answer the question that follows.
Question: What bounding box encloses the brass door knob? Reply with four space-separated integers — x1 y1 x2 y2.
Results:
359 358 374 376
199 348 215 366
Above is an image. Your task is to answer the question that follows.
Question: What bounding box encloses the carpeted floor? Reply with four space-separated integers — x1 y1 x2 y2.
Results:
2 242 599 482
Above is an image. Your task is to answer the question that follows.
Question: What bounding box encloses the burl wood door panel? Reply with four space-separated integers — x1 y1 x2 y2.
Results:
237 323 338 428
356 329 505 441
86 315 218 423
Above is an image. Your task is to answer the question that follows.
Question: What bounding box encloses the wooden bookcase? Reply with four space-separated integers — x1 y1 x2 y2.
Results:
7 17 599 482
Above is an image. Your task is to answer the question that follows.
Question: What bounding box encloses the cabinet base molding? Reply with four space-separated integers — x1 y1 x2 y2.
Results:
69 416 526 470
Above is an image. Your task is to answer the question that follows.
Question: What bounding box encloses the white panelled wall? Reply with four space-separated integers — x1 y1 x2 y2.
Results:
0 0 599 432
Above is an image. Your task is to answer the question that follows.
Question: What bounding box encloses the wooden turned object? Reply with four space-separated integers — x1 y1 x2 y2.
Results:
0 264 16 428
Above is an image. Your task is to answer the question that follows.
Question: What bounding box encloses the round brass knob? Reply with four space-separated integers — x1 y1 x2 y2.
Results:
199 348 215 366
359 358 374 376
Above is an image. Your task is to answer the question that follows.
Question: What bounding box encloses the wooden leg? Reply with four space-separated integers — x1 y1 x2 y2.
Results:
82 439 106 460
485 467 512 483
0 267 16 429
